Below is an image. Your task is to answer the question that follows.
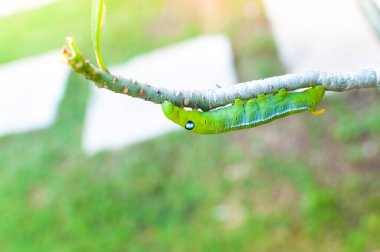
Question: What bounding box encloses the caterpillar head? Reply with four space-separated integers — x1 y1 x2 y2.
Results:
162 101 207 134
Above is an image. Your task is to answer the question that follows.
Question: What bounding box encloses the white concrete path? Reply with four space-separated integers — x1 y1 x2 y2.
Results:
263 0 380 72
82 35 238 154
0 52 69 136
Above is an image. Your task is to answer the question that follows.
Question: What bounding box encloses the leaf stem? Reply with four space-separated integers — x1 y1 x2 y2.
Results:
92 0 109 73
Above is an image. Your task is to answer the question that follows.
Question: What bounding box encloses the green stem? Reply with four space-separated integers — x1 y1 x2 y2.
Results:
92 0 109 73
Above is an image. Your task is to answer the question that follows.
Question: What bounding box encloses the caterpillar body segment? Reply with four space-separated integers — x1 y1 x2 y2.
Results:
162 86 325 134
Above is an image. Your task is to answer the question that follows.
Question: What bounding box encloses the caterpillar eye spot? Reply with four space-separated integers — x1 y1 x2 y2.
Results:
185 121 195 130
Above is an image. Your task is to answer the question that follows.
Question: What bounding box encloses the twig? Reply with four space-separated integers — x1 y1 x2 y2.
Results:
62 37 380 111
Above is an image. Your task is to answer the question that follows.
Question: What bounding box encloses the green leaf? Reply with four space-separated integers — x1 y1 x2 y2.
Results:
92 0 109 72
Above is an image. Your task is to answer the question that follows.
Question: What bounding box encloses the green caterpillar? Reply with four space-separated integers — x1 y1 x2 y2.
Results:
162 86 325 134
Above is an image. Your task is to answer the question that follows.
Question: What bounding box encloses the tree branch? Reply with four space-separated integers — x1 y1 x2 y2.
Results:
62 37 380 112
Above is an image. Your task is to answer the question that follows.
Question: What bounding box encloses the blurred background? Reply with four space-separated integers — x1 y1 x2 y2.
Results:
1 0 380 251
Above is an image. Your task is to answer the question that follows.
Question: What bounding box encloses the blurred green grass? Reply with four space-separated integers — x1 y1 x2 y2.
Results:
1 0 380 251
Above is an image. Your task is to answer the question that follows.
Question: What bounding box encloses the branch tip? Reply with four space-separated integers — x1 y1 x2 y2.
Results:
375 65 380 90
